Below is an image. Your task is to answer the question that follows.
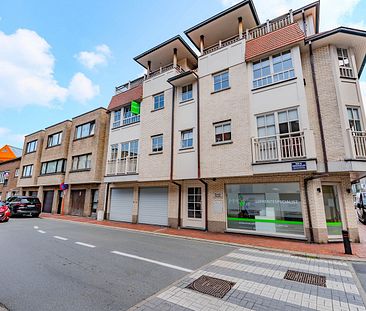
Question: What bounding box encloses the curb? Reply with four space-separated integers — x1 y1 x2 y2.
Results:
40 216 366 263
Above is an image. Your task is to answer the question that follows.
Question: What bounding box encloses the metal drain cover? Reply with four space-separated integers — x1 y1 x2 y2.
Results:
284 270 326 287
187 275 235 298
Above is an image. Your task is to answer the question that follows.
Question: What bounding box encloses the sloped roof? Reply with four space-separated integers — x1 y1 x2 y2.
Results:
0 145 23 162
108 84 143 111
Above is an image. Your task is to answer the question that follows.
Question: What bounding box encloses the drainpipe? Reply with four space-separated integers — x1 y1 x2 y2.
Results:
103 182 110 220
304 174 329 243
170 85 176 181
199 179 208 231
301 10 307 37
309 41 329 173
192 71 201 179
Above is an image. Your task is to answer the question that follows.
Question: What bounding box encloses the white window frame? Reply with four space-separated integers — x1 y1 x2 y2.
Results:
213 70 229 92
26 140 37 153
110 144 118 160
253 50 295 89
113 110 121 128
153 93 164 110
123 104 140 125
151 134 163 153
187 187 202 219
347 106 362 131
22 165 33 177
181 129 193 149
337 48 354 78
182 84 193 102
214 121 232 143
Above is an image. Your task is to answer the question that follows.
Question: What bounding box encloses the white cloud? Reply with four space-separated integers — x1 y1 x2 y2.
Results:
220 0 364 31
0 28 99 109
0 127 25 148
68 72 100 103
75 44 111 69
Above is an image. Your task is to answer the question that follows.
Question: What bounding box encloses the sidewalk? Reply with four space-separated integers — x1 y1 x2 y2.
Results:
40 214 366 260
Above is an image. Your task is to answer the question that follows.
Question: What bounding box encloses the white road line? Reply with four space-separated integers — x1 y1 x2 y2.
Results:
37 230 46 234
33 226 39 229
75 242 96 248
53 236 68 241
111 251 193 273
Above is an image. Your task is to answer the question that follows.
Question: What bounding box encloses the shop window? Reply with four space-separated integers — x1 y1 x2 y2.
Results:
226 183 304 237
188 187 202 219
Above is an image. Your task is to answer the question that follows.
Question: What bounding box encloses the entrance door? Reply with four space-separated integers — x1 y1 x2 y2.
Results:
57 190 63 214
70 190 86 216
90 190 99 217
183 186 205 229
322 185 342 238
43 191 54 213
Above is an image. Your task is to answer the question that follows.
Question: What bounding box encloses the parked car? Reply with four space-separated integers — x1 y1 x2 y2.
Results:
355 192 366 224
0 202 11 222
6 196 42 218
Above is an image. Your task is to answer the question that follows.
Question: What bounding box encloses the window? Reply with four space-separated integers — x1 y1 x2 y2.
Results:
253 50 294 89
188 187 202 219
182 84 193 101
213 71 229 92
75 121 95 139
278 109 300 135
47 132 62 147
337 48 353 77
347 107 362 131
72 154 92 171
154 93 164 110
256 113 276 138
123 104 140 125
152 135 163 153
113 110 121 128
215 121 231 143
15 168 19 177
40 159 66 175
26 140 37 153
120 140 139 173
22 165 33 177
110 144 118 160
181 129 193 149
0 171 9 184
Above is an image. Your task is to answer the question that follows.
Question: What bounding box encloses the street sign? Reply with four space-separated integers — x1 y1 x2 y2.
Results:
291 162 307 171
60 183 69 191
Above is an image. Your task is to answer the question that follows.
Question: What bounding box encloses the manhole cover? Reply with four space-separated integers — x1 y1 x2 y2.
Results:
187 275 235 298
284 270 326 287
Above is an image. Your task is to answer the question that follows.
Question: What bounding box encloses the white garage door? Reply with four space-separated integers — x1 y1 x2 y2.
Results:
109 188 134 222
138 187 168 226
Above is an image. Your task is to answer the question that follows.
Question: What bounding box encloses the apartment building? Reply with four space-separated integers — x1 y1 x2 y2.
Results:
102 0 366 244
18 108 108 216
0 157 21 200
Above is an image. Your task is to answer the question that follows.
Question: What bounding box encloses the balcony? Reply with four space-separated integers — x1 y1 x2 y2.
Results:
115 77 144 95
350 131 366 158
339 66 354 79
147 63 185 79
107 158 138 175
252 131 306 163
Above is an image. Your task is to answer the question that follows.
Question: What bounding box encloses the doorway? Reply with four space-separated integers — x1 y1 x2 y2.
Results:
43 191 54 213
322 185 342 238
70 190 86 216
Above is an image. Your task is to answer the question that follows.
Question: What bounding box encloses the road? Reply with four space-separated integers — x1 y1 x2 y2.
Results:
0 218 235 311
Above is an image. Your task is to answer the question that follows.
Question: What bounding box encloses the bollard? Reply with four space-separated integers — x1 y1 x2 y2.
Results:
342 230 352 255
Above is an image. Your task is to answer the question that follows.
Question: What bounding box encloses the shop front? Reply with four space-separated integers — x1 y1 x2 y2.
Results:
226 182 305 239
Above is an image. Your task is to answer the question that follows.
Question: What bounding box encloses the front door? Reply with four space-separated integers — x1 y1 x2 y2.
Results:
70 190 86 216
322 185 342 238
183 186 205 229
43 191 54 213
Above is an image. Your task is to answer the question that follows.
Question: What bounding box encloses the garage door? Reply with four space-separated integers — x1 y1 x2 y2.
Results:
138 187 168 226
109 188 134 222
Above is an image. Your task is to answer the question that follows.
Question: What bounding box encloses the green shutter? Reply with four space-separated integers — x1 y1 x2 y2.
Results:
131 101 140 115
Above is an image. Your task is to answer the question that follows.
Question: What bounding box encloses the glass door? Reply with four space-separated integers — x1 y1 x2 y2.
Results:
322 185 342 237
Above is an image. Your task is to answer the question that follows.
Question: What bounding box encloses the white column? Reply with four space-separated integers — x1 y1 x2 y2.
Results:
238 17 243 39
199 35 204 54
173 48 177 68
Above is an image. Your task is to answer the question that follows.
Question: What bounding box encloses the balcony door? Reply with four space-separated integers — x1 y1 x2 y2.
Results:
322 185 342 239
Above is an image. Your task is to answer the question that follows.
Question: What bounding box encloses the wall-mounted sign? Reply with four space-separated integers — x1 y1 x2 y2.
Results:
214 192 223 199
131 100 140 115
60 183 69 191
291 161 307 171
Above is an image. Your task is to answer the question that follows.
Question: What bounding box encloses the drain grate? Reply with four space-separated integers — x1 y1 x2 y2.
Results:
187 275 235 298
284 270 326 287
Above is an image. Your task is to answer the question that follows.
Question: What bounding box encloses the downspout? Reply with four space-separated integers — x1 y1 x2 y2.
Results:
304 174 329 243
172 181 182 228
199 178 208 231
301 10 307 37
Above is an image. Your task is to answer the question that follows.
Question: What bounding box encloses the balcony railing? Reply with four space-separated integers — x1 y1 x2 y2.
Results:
340 66 354 79
202 10 294 56
115 76 144 95
107 158 138 176
350 131 366 158
252 131 306 163
148 64 184 79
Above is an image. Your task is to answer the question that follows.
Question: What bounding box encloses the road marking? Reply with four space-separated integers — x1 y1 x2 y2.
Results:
111 251 193 273
37 230 46 234
53 236 68 241
33 226 39 229
75 242 96 248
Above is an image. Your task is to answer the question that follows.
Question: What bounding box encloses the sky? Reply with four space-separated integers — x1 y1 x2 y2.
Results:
0 0 365 149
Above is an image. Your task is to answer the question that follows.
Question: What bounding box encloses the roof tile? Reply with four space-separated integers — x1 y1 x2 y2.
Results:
108 84 143 111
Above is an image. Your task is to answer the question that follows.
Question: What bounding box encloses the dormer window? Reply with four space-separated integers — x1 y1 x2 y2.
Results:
337 48 354 78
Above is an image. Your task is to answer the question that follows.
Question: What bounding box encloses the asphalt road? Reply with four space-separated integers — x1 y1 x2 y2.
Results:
0 218 235 311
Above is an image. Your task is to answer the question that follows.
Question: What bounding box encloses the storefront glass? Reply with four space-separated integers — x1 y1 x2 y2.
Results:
226 183 304 237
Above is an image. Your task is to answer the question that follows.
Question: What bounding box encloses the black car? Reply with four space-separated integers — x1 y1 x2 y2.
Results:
6 196 42 217
355 192 366 224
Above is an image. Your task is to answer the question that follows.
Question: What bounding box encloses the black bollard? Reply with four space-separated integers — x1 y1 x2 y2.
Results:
342 230 352 255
